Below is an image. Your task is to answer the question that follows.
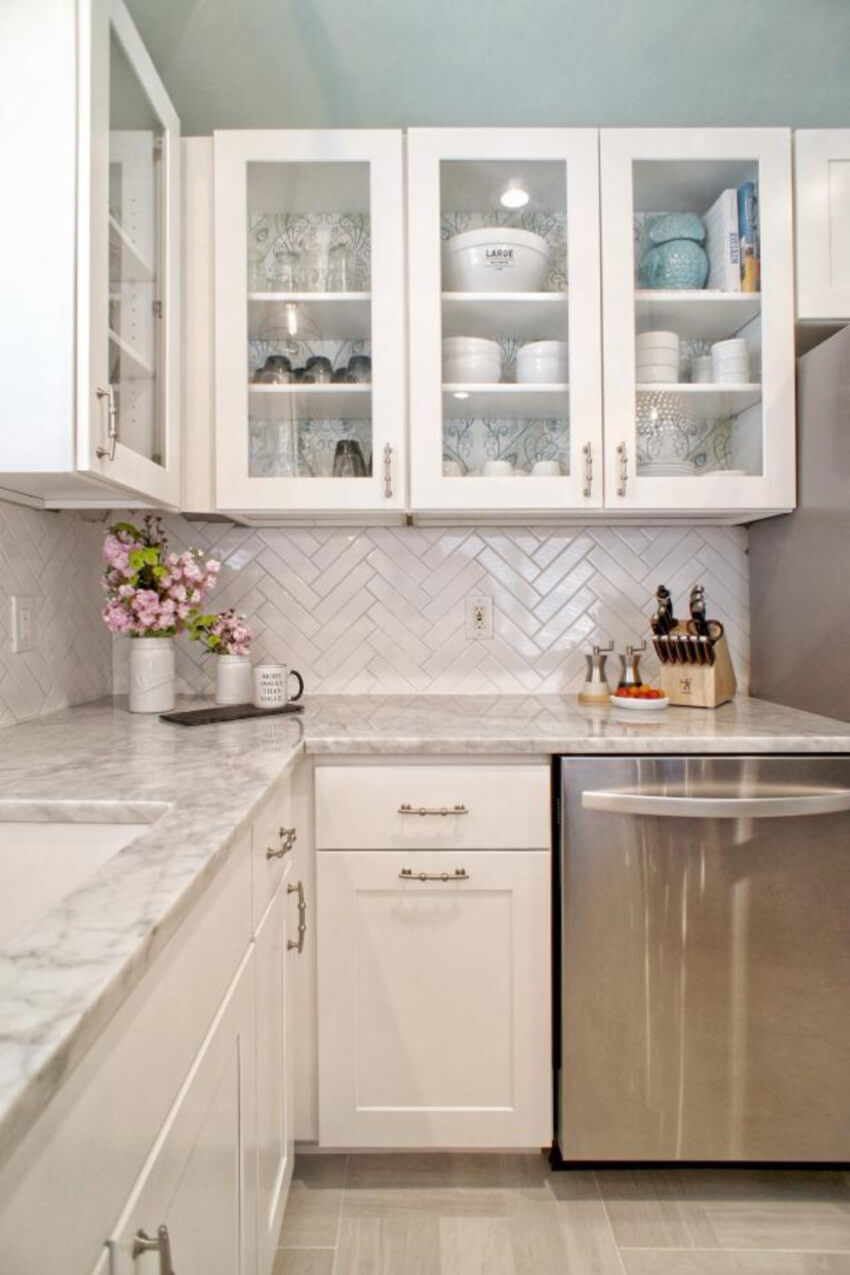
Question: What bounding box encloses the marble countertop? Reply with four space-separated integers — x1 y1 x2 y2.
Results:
1 691 849 1162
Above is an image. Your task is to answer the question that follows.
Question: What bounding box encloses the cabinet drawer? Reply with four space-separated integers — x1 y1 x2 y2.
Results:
315 763 550 850
252 771 295 929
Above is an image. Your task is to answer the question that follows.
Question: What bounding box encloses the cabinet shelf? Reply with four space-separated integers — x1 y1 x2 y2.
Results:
109 329 154 380
636 382 762 417
441 292 568 340
248 383 371 421
443 383 569 418
635 291 761 340
248 292 371 340
109 216 154 284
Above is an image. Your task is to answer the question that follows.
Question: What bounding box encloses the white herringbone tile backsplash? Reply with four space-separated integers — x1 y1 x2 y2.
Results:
112 518 750 697
0 502 112 728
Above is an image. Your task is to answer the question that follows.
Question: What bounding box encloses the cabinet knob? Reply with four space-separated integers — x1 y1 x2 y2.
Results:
383 443 393 499
132 1224 174 1275
582 442 593 498
95 386 118 461
616 442 628 496
287 879 307 954
267 826 296 860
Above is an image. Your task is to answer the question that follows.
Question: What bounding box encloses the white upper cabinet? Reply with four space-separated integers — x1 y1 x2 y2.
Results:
600 129 795 517
408 128 603 513
213 130 407 516
0 0 180 507
794 130 850 321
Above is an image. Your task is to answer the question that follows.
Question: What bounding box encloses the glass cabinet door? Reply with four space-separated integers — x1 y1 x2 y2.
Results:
214 130 406 513
408 129 603 513
84 0 180 504
601 129 795 514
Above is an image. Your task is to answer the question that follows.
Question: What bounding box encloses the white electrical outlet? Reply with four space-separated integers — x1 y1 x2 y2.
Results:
465 595 494 640
11 596 35 654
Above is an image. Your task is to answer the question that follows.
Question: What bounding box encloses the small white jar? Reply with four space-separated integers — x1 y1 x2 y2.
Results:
215 654 253 705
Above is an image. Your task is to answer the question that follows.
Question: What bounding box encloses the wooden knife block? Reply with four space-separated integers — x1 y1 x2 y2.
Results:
658 625 737 708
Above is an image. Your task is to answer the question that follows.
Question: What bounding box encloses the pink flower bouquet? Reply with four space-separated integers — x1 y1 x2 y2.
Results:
102 517 220 637
187 608 253 656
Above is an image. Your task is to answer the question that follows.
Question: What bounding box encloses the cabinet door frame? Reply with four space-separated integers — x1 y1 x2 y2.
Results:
255 865 295 1275
317 847 551 1149
214 128 407 513
795 129 850 321
79 0 181 505
108 947 256 1275
600 127 795 515
408 127 604 513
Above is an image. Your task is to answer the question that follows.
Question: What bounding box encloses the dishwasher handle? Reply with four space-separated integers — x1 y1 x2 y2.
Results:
581 789 850 819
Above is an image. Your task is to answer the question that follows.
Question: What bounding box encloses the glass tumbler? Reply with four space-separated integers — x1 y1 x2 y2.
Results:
332 439 367 477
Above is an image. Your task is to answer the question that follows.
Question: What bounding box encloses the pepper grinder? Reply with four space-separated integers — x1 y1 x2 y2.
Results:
618 641 647 689
578 640 615 706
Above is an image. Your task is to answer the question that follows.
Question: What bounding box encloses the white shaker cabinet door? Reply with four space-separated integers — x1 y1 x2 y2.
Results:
108 948 256 1275
255 869 296 1275
317 849 551 1149
795 130 850 320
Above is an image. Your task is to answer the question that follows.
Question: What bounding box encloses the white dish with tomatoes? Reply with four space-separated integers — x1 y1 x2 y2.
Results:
610 687 670 711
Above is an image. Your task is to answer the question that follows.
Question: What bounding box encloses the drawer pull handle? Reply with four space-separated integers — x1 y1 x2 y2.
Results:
287 879 307 954
267 825 297 860
399 867 470 882
132 1225 174 1274
398 803 469 817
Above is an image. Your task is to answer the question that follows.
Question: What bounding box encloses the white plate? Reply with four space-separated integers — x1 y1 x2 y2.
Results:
610 694 670 711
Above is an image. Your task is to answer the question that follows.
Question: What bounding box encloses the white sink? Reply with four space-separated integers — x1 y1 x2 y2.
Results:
0 804 167 949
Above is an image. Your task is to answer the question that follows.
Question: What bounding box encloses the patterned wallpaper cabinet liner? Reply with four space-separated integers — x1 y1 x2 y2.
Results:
111 515 750 699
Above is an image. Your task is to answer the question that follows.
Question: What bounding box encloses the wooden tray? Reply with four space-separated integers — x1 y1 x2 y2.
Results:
160 702 305 727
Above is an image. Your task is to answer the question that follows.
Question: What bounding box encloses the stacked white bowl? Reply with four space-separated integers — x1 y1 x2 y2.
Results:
442 336 502 383
516 340 568 384
711 338 751 384
636 330 680 383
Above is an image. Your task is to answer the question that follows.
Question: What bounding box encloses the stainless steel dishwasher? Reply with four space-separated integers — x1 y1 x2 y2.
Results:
557 755 850 1163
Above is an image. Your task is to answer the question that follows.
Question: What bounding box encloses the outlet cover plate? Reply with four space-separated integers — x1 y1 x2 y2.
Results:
465 595 494 640
11 596 35 654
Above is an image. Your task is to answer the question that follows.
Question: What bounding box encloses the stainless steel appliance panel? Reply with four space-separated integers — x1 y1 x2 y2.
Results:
559 755 850 1162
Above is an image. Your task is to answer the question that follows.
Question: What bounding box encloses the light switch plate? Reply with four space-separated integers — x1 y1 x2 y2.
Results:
11 596 35 654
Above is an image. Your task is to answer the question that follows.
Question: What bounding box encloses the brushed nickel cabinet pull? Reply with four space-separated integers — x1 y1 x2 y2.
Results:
616 441 628 496
399 867 470 882
132 1225 174 1274
582 441 593 497
398 803 469 816
95 386 118 461
383 443 393 499
267 825 297 860
287 879 307 954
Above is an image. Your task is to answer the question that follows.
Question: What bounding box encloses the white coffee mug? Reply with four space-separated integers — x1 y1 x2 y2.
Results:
531 460 562 476
253 663 305 710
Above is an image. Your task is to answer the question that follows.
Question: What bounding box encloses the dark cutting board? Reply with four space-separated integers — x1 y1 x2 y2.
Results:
160 702 305 727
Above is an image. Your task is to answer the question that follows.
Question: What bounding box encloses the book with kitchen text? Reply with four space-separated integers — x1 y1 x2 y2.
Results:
702 189 741 291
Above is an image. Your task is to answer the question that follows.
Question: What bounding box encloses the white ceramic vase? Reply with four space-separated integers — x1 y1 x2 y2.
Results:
129 637 175 714
215 654 253 706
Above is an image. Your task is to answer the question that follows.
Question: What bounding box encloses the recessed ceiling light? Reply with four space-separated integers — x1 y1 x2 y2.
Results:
500 182 530 209
453 390 470 400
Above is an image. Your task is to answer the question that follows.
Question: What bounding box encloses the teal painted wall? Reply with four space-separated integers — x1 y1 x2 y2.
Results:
127 0 850 136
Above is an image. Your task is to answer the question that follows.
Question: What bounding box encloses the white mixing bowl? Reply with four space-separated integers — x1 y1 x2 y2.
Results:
444 228 551 292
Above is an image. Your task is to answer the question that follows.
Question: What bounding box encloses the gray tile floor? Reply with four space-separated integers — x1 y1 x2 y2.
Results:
274 1154 850 1274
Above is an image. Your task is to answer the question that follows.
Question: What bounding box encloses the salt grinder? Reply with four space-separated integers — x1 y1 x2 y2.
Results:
618 641 647 689
578 640 615 706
